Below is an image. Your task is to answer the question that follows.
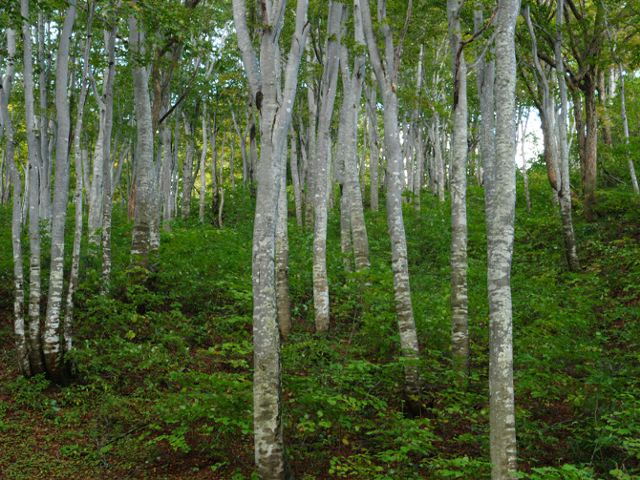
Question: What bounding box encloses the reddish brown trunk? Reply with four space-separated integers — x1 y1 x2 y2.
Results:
583 76 598 220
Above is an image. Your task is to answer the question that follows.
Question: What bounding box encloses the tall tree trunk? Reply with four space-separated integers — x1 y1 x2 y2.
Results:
582 76 598 220
181 117 194 218
488 0 519 476
448 0 469 377
289 127 303 226
2 28 29 374
233 0 309 476
431 114 446 202
475 9 494 194
22 0 45 374
554 1 580 271
43 0 77 378
338 10 369 271
129 11 155 269
160 124 173 227
313 1 343 332
618 66 639 194
304 50 318 228
199 109 208 223
597 70 612 146
519 116 531 212
88 29 117 246
365 83 380 211
276 159 291 337
37 13 51 226
361 0 421 396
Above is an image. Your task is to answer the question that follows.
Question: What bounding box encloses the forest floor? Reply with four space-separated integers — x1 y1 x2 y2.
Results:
1 170 639 479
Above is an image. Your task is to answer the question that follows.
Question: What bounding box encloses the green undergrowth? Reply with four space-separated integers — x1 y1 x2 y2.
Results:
1 173 639 479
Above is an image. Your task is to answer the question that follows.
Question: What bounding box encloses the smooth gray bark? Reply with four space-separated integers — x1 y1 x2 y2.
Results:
37 14 50 226
199 109 208 223
488 0 519 477
22 0 45 374
289 127 303 226
88 30 117 246
313 1 343 332
233 0 309 476
2 28 29 374
518 114 532 212
129 11 156 269
618 66 639 194
43 0 77 377
361 0 421 395
181 117 195 218
525 5 579 271
554 0 580 271
447 0 469 376
338 4 369 271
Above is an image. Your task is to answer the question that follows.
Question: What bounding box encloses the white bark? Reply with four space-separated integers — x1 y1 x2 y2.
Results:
619 66 639 194
365 83 380 211
43 0 77 377
313 1 343 332
37 14 50 226
199 109 208 223
232 0 309 476
2 28 29 374
338 3 369 271
488 0 519 477
361 0 421 395
554 0 580 271
518 113 531 212
88 30 117 246
22 0 45 374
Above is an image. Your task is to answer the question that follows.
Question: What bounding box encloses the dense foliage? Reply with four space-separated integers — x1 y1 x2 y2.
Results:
1 161 638 479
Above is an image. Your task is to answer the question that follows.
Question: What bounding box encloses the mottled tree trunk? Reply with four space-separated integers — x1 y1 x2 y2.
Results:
129 11 156 269
313 2 343 332
37 14 51 226
338 8 369 271
289 128 303 226
554 1 580 271
199 110 208 223
233 0 309 476
526 6 578 271
22 0 45 374
519 117 531 212
619 66 639 194
365 84 380 211
475 8 495 201
88 30 117 246
181 117 195 218
159 122 173 228
43 0 77 378
304 50 318 229
448 0 469 377
63 0 92 352
2 28 29 374
361 0 421 395
488 1 519 476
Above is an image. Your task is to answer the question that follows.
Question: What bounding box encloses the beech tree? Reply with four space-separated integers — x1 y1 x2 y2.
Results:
232 0 310 476
487 0 519 476
447 0 469 377
360 0 421 395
